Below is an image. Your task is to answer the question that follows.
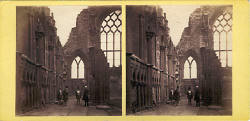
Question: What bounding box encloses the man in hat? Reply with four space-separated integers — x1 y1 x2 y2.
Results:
57 88 63 105
82 86 89 107
194 85 200 107
169 88 174 104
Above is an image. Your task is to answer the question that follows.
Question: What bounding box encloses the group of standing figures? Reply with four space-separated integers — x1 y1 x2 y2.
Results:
168 87 181 106
57 86 69 105
56 86 89 107
168 86 200 107
75 86 89 107
186 86 200 107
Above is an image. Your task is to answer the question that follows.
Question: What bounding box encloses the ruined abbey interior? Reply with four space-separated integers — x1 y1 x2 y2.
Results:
15 5 232 116
126 5 232 115
16 6 122 116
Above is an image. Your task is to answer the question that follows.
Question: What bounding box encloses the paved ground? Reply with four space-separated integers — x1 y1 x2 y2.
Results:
20 96 122 116
130 97 232 116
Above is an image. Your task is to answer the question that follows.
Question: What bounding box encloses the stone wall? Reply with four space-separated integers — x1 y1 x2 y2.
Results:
63 6 122 105
126 6 178 114
16 6 66 115
177 5 232 107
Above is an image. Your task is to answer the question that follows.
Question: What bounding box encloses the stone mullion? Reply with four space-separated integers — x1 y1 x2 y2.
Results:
27 81 29 108
218 32 221 60
106 33 108 65
29 81 32 108
136 80 139 110
27 71 30 108
120 32 122 65
139 83 142 111
143 70 146 107
77 61 79 79
148 69 150 107
145 68 148 107
28 14 32 58
142 83 145 108
140 72 143 109
226 32 228 67
138 71 141 111
154 37 156 65
138 15 142 58
31 83 34 108
113 33 115 67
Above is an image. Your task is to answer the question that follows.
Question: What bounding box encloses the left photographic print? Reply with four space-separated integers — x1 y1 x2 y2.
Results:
16 6 122 116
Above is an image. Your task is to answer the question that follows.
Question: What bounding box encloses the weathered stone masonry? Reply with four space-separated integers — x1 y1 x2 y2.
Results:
16 7 66 114
63 6 122 106
126 6 178 113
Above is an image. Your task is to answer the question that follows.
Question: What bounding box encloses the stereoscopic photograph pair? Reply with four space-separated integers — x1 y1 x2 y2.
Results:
16 5 232 116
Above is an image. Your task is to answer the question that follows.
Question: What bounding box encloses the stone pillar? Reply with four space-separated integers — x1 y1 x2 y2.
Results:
146 32 154 64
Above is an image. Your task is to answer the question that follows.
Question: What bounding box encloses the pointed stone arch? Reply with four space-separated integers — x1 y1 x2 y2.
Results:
180 49 201 81
183 56 197 79
62 5 121 106
179 49 201 94
65 49 89 80
63 49 90 97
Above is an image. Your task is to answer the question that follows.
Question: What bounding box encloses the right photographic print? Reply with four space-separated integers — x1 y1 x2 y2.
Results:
126 5 232 115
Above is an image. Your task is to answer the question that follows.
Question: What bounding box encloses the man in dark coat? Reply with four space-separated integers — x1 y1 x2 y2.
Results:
174 86 180 106
186 87 193 105
57 88 63 105
194 85 200 107
82 86 89 107
169 88 174 104
63 86 69 106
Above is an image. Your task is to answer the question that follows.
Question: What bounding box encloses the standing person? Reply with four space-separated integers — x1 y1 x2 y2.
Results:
57 88 63 105
186 87 193 105
75 87 81 105
169 88 174 104
63 86 69 106
174 86 180 106
194 85 200 107
82 86 89 107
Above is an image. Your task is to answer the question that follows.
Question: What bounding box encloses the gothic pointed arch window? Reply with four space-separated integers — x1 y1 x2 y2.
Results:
71 56 84 79
184 56 197 79
100 10 122 67
213 11 232 67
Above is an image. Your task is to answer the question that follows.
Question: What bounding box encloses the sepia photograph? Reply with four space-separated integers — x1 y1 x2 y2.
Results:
126 5 232 115
0 0 248 120
16 5 122 116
